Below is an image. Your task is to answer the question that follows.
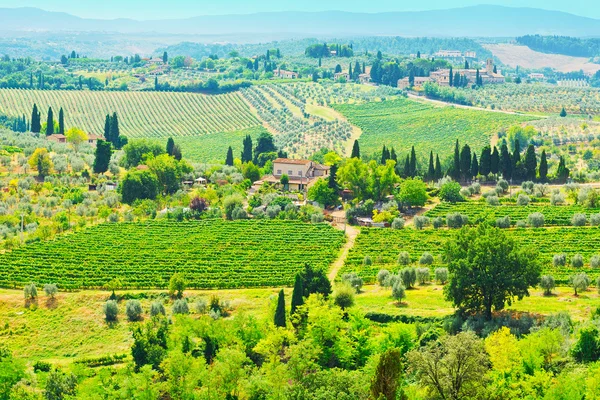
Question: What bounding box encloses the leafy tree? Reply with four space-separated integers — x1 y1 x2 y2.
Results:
444 225 541 319
439 181 463 203
169 273 186 298
120 170 160 204
572 325 600 363
147 154 193 195
299 263 331 298
540 275 555 296
126 300 143 321
370 348 402 400
93 139 112 174
400 267 416 289
44 369 78 400
274 289 286 327
407 331 489 400
131 317 169 371
253 132 277 166
242 161 261 182
291 273 304 315
0 347 25 400
397 178 428 208
225 146 234 166
308 178 338 208
65 127 88 151
333 284 355 310
122 139 165 168
43 284 58 298
28 148 53 177
104 300 118 321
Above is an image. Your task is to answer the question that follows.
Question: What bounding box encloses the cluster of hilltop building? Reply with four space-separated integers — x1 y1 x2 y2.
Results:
398 59 505 89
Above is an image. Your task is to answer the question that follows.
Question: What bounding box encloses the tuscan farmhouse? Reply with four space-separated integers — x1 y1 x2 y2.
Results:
263 158 330 190
401 59 505 89
276 69 299 79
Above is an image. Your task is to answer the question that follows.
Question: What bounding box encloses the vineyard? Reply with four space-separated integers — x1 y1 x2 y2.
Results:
425 202 600 226
0 89 260 139
0 220 345 290
343 227 600 284
332 97 536 158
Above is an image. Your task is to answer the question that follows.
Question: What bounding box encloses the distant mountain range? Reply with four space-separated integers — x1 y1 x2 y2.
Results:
1 5 600 38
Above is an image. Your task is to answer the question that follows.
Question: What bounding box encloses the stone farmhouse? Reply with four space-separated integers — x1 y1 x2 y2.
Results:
398 59 505 89
275 69 299 79
262 158 330 191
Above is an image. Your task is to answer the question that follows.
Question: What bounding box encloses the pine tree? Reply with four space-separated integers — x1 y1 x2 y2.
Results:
460 144 471 181
409 146 417 177
490 146 500 175
351 140 360 159
93 140 112 174
31 104 41 133
471 153 479 179
479 146 491 176
524 145 537 181
58 108 65 134
435 154 442 180
427 151 435 181
274 289 286 327
46 107 54 136
225 146 234 166
166 137 175 156
291 274 304 315
539 150 548 182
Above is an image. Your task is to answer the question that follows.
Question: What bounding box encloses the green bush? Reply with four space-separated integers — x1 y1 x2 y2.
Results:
173 299 189 315
104 300 118 321
126 300 143 321
150 301 166 317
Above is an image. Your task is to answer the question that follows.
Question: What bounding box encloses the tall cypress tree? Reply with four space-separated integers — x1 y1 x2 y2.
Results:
328 164 338 190
58 107 65 134
110 112 120 148
427 151 435 181
449 66 453 87
490 146 500 175
409 146 417 177
351 140 360 159
46 107 54 136
500 143 512 179
451 139 461 180
225 146 234 166
403 155 411 178
435 154 442 180
291 274 304 315
241 135 253 163
539 150 548 182
557 156 569 183
104 114 111 143
479 146 491 176
380 145 388 165
166 137 175 156
524 145 537 181
93 139 112 174
459 144 471 181
274 289 286 328
31 104 41 133
471 153 479 179
512 140 521 171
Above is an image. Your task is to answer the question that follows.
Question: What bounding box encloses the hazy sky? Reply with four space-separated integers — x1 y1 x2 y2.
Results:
0 0 596 20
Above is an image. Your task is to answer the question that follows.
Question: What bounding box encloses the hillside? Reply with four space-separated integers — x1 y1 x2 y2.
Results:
1 6 600 37
485 43 600 74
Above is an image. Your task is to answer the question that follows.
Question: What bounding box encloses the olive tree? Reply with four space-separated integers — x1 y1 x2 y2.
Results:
435 268 449 284
391 280 406 302
23 283 37 300
172 299 189 315
377 269 391 286
496 216 511 228
413 216 429 230
341 272 363 293
571 273 590 295
446 213 468 228
333 283 355 310
126 300 143 321
150 301 166 317
591 255 600 269
43 284 58 298
416 268 430 285
571 254 584 268
104 300 118 321
419 252 434 265
540 275 555 296
397 251 411 266
527 212 545 228
400 268 416 289
553 254 567 267
572 213 587 227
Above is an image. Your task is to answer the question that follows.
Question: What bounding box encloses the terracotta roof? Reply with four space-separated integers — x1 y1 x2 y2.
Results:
136 165 149 170
314 164 330 170
87 134 104 140
273 158 311 165
48 134 66 139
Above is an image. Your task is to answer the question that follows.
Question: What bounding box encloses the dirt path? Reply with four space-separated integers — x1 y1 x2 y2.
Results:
328 224 359 282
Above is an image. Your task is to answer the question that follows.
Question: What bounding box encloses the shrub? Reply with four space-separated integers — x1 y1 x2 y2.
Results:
527 212 545 227
231 206 247 220
391 217 405 230
591 255 600 269
591 214 600 226
150 301 166 317
432 217 443 229
572 213 587 227
534 184 549 197
43 283 58 298
386 274 401 288
33 360 52 373
515 220 527 228
460 188 471 198
497 179 509 193
416 268 430 285
447 213 468 228
125 300 143 321
486 195 500 206
553 254 567 267
469 183 481 195
333 283 355 310
400 268 416 289
168 273 186 298
439 181 464 203
377 269 391 286
571 254 584 268
571 273 590 295
435 268 449 284
419 252 434 265
363 256 373 266
496 215 511 228
173 299 189 315
23 283 37 300
413 216 429 230
311 213 324 223
540 275 555 296
550 192 565 205
397 251 411 265
104 300 118 321
195 298 208 314
522 181 534 193
341 272 364 293
391 280 406 302
517 194 530 206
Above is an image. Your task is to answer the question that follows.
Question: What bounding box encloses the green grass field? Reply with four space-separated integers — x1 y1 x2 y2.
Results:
0 220 345 290
343 227 600 284
0 89 261 154
332 97 536 158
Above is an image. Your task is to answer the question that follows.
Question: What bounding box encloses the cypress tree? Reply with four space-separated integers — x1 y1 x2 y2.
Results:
274 289 286 328
291 274 304 315
351 140 360 159
162 51 168 63
557 156 569 183
110 112 120 148
58 107 65 134
427 151 435 181
166 137 175 156
93 139 112 174
435 154 442 180
241 135 253 163
449 66 453 86
31 104 41 133
459 144 471 181
225 146 234 166
524 145 537 181
380 145 387 165
479 146 491 176
490 146 500 175
512 140 521 170
464 60 469 69
560 107 567 118
390 148 397 163
328 164 338 190
539 149 548 182
451 139 461 180
46 107 54 136
471 153 479 179
403 155 411 178
409 146 417 177
29 72 33 88
500 143 512 179
154 76 159 90
349 63 353 79
104 114 111 143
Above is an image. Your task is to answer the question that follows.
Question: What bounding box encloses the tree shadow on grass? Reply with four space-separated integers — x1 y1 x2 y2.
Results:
24 298 38 309
45 297 58 309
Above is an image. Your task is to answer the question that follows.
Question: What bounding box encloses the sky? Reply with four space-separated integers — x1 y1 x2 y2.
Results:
0 0 596 20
